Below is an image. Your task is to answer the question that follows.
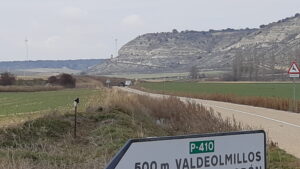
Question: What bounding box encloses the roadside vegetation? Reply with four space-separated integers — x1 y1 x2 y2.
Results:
0 89 298 168
47 74 76 88
135 81 300 113
0 72 80 92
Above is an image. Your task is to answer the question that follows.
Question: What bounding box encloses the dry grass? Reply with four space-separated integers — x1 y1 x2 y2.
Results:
103 89 244 135
73 76 105 89
0 111 107 169
188 93 295 112
133 86 300 113
0 113 47 128
0 89 298 168
0 89 245 168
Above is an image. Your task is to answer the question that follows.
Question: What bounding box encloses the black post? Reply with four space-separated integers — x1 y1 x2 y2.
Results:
74 105 77 138
73 98 80 139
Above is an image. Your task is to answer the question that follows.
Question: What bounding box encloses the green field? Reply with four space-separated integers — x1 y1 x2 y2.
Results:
0 89 100 116
138 82 300 99
103 71 227 79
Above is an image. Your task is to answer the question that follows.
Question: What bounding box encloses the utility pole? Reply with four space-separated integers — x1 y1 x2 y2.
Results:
24 37 29 77
163 62 166 95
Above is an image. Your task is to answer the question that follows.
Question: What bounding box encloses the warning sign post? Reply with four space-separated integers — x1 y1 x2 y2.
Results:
288 61 300 78
288 61 300 111
106 130 266 169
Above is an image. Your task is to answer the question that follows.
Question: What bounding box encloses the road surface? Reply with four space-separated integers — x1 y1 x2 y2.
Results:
116 87 300 158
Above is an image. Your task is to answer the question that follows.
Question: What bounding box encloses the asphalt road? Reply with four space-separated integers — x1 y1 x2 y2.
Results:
116 87 300 158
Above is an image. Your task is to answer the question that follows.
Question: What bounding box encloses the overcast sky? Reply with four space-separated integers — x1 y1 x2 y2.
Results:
0 0 300 61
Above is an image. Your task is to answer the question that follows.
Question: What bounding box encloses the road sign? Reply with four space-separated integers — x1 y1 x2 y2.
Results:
106 130 266 169
288 61 300 78
73 98 79 107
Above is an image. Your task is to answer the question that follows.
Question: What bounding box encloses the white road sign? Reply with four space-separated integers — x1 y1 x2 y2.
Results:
289 74 300 78
106 130 266 169
288 61 300 78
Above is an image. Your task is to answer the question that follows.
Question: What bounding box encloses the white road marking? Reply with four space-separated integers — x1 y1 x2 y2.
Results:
199 103 300 129
122 87 300 129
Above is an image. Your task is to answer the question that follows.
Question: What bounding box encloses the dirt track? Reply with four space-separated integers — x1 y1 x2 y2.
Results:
116 87 300 158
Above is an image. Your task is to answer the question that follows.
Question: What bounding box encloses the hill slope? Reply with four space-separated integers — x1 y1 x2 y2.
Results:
88 14 300 79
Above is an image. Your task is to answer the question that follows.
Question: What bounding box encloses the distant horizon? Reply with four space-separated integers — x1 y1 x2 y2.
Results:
1 0 300 61
0 58 105 62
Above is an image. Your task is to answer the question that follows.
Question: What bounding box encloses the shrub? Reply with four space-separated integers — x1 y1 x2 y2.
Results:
47 76 58 84
57 73 76 88
0 72 16 86
16 78 46 86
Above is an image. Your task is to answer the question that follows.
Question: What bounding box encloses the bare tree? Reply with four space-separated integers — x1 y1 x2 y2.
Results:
253 50 260 81
189 66 199 79
232 50 244 81
57 74 76 88
0 72 16 86
261 54 266 80
294 48 300 63
232 57 238 81
270 53 276 80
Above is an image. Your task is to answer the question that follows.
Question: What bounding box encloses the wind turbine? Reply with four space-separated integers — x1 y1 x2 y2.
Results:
25 37 29 61
24 37 29 77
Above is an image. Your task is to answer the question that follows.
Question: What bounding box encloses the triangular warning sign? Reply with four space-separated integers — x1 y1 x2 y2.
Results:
288 61 300 74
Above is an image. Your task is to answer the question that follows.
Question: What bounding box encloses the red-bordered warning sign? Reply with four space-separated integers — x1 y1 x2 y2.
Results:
288 61 300 74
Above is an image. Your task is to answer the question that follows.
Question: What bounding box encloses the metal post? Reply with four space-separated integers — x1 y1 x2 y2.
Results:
163 63 166 95
74 105 77 138
293 78 297 112
288 61 300 112
73 98 79 138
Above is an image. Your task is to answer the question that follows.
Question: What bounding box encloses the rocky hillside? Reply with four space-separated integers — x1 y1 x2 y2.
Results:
88 14 300 78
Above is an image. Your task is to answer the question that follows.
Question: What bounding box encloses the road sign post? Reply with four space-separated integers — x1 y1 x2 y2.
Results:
288 61 300 112
293 78 296 112
106 79 111 88
73 98 80 138
106 130 266 169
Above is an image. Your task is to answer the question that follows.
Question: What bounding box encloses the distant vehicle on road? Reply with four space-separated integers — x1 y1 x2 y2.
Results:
119 80 132 87
125 80 132 86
